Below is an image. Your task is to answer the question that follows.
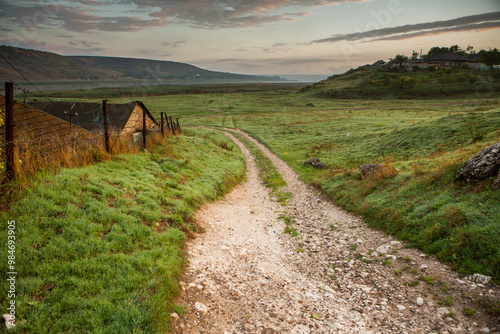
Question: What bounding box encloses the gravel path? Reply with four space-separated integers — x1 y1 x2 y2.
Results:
174 130 499 334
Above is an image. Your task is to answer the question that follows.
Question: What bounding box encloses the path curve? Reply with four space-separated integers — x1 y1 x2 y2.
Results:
174 129 499 334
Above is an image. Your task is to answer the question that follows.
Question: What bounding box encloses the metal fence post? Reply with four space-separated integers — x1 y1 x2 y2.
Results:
5 82 15 179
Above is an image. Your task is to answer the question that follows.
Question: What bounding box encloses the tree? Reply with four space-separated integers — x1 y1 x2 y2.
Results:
425 46 450 58
391 54 408 63
411 51 419 60
479 48 500 67
449 44 460 54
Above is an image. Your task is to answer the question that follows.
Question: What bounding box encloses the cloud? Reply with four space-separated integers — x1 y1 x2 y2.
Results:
310 11 500 44
162 40 187 48
0 38 106 54
0 0 368 34
68 40 102 47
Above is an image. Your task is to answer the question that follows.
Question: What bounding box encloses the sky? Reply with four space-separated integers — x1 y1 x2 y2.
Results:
0 0 499 78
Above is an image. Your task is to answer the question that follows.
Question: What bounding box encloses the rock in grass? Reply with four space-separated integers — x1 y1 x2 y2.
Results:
454 142 500 185
304 158 327 169
359 164 382 179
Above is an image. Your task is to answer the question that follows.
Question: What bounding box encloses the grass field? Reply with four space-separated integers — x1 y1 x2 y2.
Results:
0 129 245 333
83 87 498 281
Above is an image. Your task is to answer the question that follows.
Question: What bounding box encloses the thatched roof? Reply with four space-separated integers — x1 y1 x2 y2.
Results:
28 100 158 134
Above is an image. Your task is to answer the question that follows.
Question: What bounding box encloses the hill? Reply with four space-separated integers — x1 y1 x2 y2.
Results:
299 63 500 99
0 45 281 82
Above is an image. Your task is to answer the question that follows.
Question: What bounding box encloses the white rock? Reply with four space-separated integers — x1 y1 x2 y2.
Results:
397 305 406 311
386 255 396 260
467 274 492 284
371 252 379 257
437 307 449 316
170 312 179 320
416 297 424 306
220 245 230 250
390 241 401 246
194 302 208 313
356 238 363 244
376 244 390 254
2 314 16 330
479 328 490 333
419 264 428 270
419 254 426 257
323 285 335 294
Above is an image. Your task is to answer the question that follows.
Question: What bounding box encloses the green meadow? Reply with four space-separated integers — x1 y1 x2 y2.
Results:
122 88 499 280
0 130 245 333
4 71 500 333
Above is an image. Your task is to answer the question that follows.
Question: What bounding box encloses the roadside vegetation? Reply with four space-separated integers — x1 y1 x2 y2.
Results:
0 129 245 333
229 131 291 205
28 78 500 281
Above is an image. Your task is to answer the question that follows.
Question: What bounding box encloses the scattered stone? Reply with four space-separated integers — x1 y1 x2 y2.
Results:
194 302 209 313
454 142 500 185
2 314 16 330
304 158 327 169
419 265 428 270
171 312 179 320
437 307 449 317
386 255 396 260
262 328 275 334
466 273 492 284
397 305 406 311
416 297 424 306
359 164 382 179
479 327 490 333
376 244 391 254
220 245 230 250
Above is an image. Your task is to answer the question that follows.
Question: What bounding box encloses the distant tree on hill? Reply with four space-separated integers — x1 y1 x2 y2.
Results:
426 46 450 58
391 54 408 64
479 48 500 67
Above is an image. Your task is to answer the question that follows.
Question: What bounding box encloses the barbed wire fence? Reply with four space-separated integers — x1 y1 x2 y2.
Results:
1 81 181 181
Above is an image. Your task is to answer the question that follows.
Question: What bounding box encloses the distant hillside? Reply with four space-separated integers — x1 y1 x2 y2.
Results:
0 46 282 82
300 63 500 99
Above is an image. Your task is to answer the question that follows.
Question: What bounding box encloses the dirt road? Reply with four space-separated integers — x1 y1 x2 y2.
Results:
174 130 499 334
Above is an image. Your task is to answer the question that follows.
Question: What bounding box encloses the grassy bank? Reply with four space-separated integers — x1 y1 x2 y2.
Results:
27 84 500 280
232 102 500 280
0 129 245 333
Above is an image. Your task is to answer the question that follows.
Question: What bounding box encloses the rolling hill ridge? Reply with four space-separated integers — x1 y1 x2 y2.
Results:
0 46 282 82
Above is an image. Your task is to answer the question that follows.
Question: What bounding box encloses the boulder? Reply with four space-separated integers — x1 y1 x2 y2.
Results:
359 164 382 180
454 142 500 185
304 158 327 169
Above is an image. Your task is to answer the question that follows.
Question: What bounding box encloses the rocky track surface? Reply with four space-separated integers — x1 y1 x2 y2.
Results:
174 129 499 334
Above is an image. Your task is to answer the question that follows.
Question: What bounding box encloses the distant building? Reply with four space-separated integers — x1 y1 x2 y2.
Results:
388 53 488 71
28 101 158 136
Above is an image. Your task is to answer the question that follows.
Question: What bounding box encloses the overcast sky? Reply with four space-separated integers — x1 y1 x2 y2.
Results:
1 0 499 76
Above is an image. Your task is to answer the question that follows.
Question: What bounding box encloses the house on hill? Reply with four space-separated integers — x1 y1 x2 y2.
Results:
426 53 472 68
28 101 158 136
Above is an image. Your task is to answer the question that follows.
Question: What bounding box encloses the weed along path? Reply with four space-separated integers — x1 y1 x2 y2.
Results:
175 129 499 334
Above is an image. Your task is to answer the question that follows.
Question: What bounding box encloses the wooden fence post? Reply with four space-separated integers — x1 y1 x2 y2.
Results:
5 82 15 179
176 118 180 134
161 112 164 137
102 100 110 153
169 116 175 134
142 107 147 149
